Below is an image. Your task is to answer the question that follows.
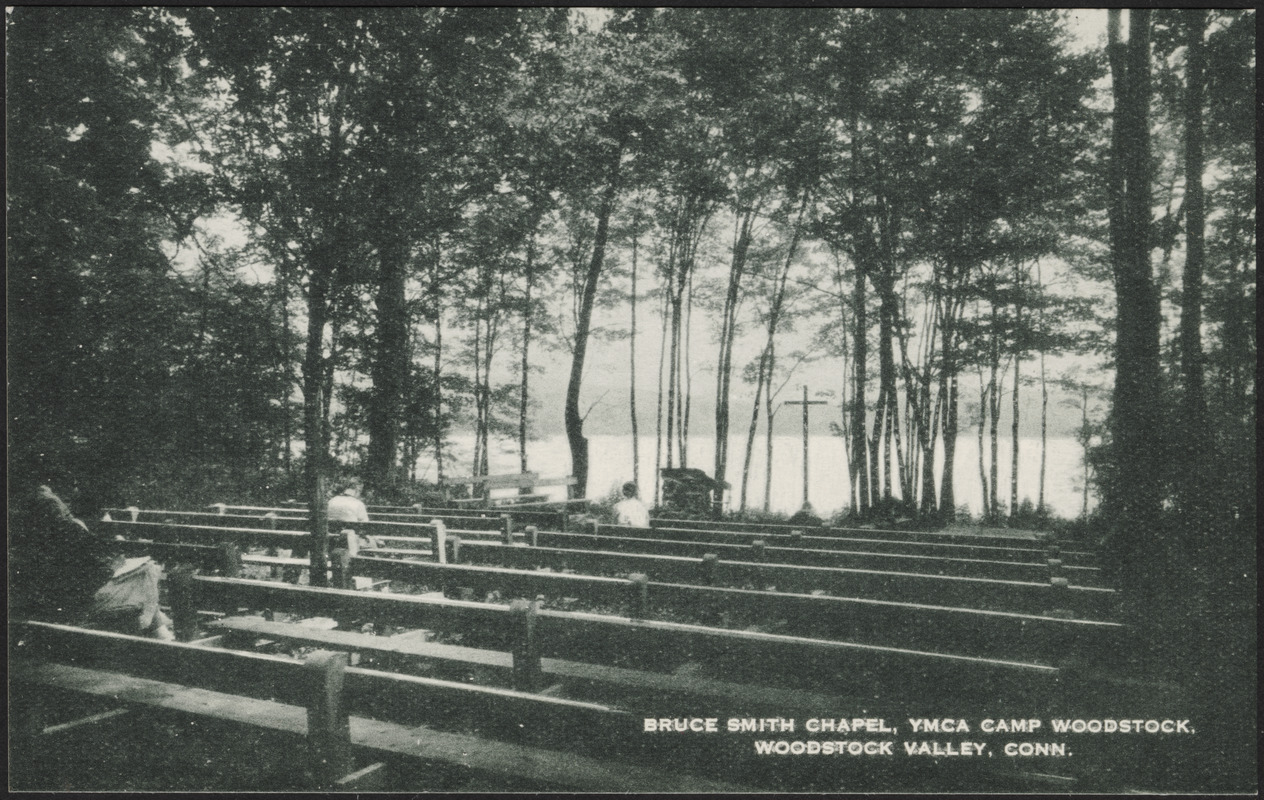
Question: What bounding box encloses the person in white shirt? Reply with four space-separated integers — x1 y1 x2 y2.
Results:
328 479 377 548
614 481 651 528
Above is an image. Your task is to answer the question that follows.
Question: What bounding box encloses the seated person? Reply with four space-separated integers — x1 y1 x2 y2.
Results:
12 484 173 640
328 478 378 549
614 481 651 528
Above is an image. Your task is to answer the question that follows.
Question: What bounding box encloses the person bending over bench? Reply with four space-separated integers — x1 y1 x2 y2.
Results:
11 484 173 640
329 477 381 549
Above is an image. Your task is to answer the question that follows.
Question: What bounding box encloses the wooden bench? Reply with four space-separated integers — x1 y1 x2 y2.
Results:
208 615 865 715
180 575 1070 701
104 517 1115 633
10 620 741 791
132 503 570 534
99 532 1123 665
654 516 1063 547
341 553 1120 663
623 522 1097 567
442 538 1116 619
114 510 510 539
532 527 1105 585
106 518 1111 617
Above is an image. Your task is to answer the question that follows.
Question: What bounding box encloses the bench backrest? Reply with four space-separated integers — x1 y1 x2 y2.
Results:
445 538 1115 619
183 575 1073 700
344 553 1120 664
532 528 1104 585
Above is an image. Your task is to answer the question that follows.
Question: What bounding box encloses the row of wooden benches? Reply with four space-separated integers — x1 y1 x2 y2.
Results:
11 565 1174 791
11 619 735 791
205 502 1066 547
105 522 1118 666
113 507 1096 566
101 517 1111 615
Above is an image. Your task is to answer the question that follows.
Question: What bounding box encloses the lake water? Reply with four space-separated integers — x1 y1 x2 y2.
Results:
415 434 1095 521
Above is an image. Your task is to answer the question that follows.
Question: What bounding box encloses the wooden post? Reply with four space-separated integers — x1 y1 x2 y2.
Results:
525 525 539 547
303 650 352 788
509 598 542 691
627 573 649 620
700 554 719 586
168 569 199 642
501 514 514 546
210 503 227 516
262 513 281 577
343 530 359 557
446 534 462 564
126 505 140 522
218 542 242 578
751 539 767 562
1047 558 1064 581
430 520 447 564
330 548 352 590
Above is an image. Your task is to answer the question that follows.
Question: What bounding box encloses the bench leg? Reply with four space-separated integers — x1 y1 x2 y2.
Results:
303 650 352 789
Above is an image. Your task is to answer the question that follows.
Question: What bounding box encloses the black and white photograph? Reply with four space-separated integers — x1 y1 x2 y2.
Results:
7 5 1257 794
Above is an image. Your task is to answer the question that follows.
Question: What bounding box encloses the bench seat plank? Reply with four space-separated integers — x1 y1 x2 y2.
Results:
210 616 863 711
12 660 740 792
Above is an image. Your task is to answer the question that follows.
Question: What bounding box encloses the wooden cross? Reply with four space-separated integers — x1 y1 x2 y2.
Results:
782 385 827 506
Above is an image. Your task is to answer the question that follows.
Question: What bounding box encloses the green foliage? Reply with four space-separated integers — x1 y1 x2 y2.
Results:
7 8 294 510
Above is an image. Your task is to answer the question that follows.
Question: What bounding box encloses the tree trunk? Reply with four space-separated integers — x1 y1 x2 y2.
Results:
1037 263 1048 514
304 262 332 587
1178 9 1208 516
1010 350 1021 517
852 267 870 515
763 339 776 513
977 379 989 517
987 301 1001 519
430 251 446 486
1038 347 1048 514
628 220 640 492
875 271 900 504
1080 386 1091 519
433 313 445 485
680 273 694 468
738 350 766 513
366 234 409 497
665 264 681 471
654 285 669 505
942 367 959 521
1106 9 1164 573
279 262 294 479
519 238 535 478
937 281 962 522
565 148 622 499
472 311 485 478
714 209 756 514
